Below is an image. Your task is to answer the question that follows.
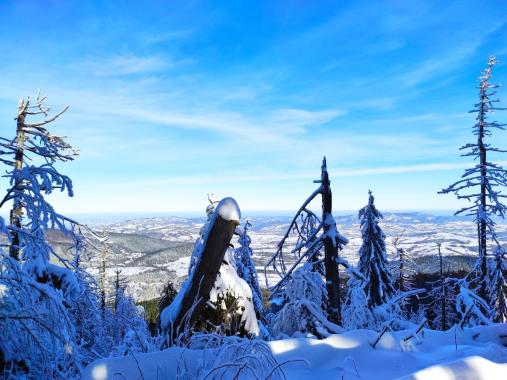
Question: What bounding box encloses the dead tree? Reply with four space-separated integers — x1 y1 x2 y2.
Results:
161 197 241 344
0 92 74 260
264 157 349 324
321 158 341 324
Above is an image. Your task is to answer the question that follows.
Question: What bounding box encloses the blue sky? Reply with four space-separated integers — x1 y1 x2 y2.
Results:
0 0 506 215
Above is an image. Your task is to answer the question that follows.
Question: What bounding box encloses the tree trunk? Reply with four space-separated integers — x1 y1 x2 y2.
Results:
9 101 26 260
478 81 489 303
398 248 405 292
438 242 447 330
99 250 106 316
322 157 341 324
168 213 239 342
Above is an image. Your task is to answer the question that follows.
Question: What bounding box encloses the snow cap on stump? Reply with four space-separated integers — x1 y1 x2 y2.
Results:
216 197 241 222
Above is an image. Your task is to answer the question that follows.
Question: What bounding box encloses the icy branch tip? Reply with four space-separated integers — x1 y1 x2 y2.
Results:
216 197 241 222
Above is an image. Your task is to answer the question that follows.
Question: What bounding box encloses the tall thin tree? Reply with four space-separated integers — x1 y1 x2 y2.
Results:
438 242 447 329
439 56 507 303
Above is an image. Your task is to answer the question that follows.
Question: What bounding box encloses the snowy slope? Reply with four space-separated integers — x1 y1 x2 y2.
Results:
47 213 507 302
82 324 507 380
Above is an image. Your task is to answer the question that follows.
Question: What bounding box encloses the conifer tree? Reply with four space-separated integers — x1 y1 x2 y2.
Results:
234 221 264 316
427 242 457 330
391 232 415 294
439 56 507 303
437 242 448 330
357 190 395 307
488 245 507 322
158 281 178 318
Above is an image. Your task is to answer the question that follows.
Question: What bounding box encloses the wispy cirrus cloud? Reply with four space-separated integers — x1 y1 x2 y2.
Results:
92 160 498 189
73 54 190 77
1 0 506 213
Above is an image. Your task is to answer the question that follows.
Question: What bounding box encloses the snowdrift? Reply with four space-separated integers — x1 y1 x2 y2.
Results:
82 324 507 380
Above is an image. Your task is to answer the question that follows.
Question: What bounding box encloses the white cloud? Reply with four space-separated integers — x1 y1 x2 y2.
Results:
74 54 181 77
91 160 499 189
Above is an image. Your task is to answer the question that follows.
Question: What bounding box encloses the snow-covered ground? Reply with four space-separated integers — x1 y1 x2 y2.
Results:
71 212 507 302
83 324 507 380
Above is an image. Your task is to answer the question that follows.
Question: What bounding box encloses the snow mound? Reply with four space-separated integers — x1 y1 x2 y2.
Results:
82 324 507 380
216 197 241 222
209 249 259 336
399 355 507 380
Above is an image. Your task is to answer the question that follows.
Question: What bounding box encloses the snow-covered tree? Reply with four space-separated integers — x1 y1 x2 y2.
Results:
265 157 348 325
269 264 342 338
0 93 152 376
357 190 395 307
342 278 375 330
389 232 426 321
390 232 415 294
70 249 109 362
487 244 507 322
98 233 110 315
426 242 457 330
0 93 86 377
455 281 492 327
108 272 152 356
439 56 507 303
234 221 264 316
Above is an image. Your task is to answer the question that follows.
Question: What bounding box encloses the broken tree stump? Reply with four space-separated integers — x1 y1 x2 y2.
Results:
161 197 241 344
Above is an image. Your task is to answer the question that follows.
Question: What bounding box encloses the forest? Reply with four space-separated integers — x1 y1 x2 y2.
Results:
0 58 506 379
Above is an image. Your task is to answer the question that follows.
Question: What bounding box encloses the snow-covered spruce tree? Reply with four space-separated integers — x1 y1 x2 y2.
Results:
341 277 375 330
108 269 152 356
439 56 507 304
269 263 343 338
357 190 395 307
487 245 507 322
455 280 492 327
0 93 86 377
69 241 111 362
234 221 264 316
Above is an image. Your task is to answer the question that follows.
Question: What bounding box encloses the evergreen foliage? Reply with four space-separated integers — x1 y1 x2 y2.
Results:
234 221 264 316
357 190 395 307
487 245 507 322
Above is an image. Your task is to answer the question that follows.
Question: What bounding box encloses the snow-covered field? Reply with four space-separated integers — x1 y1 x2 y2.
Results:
79 212 507 301
82 324 507 380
